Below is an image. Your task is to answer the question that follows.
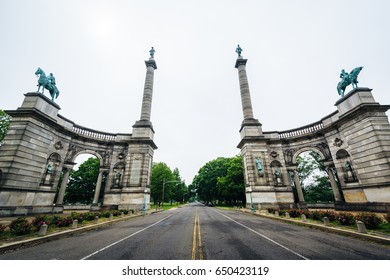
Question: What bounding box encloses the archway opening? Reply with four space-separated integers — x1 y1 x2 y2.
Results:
63 154 107 206
295 151 335 205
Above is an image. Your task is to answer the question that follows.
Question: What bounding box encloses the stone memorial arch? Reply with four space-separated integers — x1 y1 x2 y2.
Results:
235 50 390 212
0 53 158 216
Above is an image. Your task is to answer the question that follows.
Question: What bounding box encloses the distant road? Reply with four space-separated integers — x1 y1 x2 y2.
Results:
0 203 389 260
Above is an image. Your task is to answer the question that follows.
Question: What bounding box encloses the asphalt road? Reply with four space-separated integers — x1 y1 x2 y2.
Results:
0 203 389 260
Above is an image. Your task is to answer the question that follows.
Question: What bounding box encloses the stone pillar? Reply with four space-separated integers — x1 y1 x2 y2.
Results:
293 170 305 203
325 165 343 202
92 170 104 205
139 58 157 122
235 56 254 120
56 166 73 205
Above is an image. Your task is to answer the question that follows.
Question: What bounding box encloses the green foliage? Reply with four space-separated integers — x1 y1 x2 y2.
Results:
296 151 335 203
171 168 187 204
192 156 245 206
70 212 85 223
32 215 55 227
217 156 246 206
0 109 11 144
9 218 33 235
0 224 7 235
356 212 383 229
150 163 187 205
303 177 335 203
193 157 230 202
83 212 98 221
337 212 356 226
287 209 301 218
64 157 102 204
54 216 73 227
150 162 175 205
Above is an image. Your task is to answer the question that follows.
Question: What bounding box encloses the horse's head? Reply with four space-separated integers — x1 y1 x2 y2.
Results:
35 67 45 76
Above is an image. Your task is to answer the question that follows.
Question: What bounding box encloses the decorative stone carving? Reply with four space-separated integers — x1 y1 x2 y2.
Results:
270 151 278 158
118 149 128 160
333 138 343 147
284 149 294 165
316 142 331 160
65 144 78 162
54 141 63 150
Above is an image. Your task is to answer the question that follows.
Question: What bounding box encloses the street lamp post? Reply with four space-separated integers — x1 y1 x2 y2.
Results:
249 188 256 212
142 189 147 214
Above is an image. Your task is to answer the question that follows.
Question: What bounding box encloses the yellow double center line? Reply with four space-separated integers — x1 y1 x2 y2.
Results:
191 208 203 260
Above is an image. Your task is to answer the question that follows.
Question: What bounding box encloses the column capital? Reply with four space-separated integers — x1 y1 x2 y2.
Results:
145 59 157 70
235 58 248 68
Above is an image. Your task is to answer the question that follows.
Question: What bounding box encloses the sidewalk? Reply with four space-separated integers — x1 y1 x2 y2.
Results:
0 210 160 253
237 208 390 245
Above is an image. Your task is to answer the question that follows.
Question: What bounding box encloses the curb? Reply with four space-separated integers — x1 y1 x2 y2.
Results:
238 209 390 245
0 211 162 253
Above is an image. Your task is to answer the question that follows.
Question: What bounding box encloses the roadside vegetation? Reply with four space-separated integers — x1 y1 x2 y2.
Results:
0 209 134 242
266 208 390 235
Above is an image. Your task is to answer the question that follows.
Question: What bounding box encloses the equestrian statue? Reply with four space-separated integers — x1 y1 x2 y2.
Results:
35 67 60 101
337 66 363 97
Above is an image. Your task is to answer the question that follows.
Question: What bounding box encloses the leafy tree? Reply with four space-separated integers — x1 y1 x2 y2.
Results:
150 162 175 206
192 157 230 203
192 156 245 205
217 155 246 206
171 168 187 204
303 176 335 203
64 157 104 204
0 109 11 144
296 151 334 203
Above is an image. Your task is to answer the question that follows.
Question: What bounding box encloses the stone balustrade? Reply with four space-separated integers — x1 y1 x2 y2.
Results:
278 121 324 139
72 124 117 141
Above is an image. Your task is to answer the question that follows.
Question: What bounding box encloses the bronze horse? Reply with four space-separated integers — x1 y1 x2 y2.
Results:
337 66 363 97
35 67 60 101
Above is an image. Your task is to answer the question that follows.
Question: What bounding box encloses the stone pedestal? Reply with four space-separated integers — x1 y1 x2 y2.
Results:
333 88 390 211
0 93 63 216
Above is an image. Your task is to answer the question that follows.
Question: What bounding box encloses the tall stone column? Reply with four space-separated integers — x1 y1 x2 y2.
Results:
56 166 73 205
325 165 343 202
235 56 255 121
293 170 305 203
92 170 104 205
139 58 157 123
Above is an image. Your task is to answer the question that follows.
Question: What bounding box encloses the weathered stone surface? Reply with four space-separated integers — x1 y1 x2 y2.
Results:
0 57 158 216
236 58 390 211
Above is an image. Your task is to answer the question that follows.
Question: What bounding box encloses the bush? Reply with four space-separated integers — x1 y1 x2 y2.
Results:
112 210 122 216
278 209 287 216
356 212 383 229
300 209 313 219
54 216 72 227
337 212 356 226
288 209 301 218
32 215 54 228
385 212 390 224
267 208 277 214
0 224 7 235
99 210 112 218
83 212 98 221
322 210 338 222
9 217 33 235
70 212 84 223
311 211 323 221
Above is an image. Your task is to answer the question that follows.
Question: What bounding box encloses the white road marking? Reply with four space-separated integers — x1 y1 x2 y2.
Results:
81 214 175 260
215 210 310 260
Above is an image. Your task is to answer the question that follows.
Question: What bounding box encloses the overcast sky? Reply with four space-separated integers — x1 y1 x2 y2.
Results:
1 0 389 184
